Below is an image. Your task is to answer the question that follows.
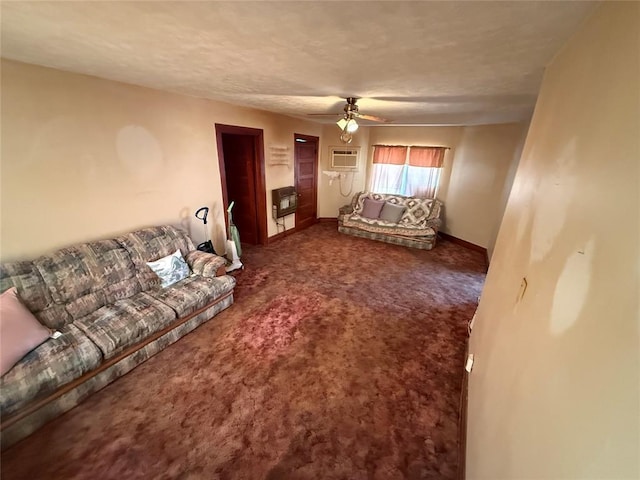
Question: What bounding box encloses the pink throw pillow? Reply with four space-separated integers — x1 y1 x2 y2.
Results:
0 287 51 376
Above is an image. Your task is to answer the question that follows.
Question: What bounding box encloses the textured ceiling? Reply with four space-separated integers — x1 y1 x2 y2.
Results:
1 1 597 125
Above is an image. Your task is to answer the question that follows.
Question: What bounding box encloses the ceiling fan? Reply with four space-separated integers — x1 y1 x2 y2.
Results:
308 97 391 143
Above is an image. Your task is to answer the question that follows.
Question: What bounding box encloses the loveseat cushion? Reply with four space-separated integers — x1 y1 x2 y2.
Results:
74 292 177 359
146 275 236 317
342 214 436 238
0 323 103 416
399 197 439 227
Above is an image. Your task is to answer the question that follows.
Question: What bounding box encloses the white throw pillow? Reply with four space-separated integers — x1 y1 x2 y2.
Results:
146 249 190 288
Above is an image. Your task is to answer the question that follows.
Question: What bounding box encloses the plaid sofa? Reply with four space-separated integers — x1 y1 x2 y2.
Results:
0 225 235 448
338 192 443 250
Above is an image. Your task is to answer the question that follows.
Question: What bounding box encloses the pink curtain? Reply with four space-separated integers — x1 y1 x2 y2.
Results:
408 146 446 168
372 145 407 165
370 145 446 198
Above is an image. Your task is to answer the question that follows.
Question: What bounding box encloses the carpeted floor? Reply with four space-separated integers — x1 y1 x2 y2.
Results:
1 223 486 480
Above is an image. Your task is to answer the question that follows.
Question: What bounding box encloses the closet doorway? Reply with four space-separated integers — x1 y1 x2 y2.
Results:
215 124 267 245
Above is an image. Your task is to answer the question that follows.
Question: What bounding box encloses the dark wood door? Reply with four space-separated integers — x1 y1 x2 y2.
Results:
222 133 259 245
294 134 319 231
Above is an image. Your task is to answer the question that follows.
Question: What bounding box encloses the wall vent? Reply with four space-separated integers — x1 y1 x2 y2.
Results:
330 146 360 171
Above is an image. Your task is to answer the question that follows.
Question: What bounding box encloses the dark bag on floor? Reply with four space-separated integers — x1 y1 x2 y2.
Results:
197 240 216 255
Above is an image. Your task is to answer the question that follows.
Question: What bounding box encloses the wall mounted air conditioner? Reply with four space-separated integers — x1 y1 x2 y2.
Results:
330 146 360 171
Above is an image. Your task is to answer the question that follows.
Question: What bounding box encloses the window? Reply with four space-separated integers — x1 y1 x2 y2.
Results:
369 145 446 198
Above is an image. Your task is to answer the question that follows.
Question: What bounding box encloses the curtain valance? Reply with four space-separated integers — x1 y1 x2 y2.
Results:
408 146 446 168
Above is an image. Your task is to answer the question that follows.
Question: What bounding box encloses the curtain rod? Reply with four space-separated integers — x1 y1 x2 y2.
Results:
373 144 451 150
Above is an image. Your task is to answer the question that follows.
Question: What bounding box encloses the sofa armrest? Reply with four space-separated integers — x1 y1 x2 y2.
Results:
185 250 227 277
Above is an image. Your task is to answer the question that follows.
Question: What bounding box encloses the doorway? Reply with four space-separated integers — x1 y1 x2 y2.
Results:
294 133 319 231
215 124 267 245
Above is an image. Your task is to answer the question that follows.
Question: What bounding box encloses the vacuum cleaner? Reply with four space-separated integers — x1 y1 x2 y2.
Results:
194 207 217 255
225 201 243 272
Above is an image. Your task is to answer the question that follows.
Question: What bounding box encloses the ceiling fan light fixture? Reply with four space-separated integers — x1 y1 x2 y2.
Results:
340 131 353 144
345 118 359 133
337 116 359 134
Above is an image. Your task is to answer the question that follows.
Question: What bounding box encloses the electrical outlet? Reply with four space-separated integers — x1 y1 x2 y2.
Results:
465 354 474 373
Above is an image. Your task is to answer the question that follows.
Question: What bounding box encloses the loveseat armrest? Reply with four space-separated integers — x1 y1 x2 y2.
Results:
185 250 227 277
338 204 354 227
424 218 442 230
338 204 354 216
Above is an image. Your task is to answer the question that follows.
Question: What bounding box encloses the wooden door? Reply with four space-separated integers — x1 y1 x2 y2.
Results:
215 124 267 245
221 133 259 245
294 134 319 231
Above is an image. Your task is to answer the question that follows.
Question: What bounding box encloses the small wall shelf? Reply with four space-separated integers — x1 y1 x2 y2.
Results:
269 145 291 166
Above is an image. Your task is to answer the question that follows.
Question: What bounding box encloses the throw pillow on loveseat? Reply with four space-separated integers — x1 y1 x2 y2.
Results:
338 192 443 250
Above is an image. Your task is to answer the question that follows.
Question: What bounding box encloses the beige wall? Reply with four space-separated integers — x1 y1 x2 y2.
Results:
367 124 527 252
0 60 322 261
466 3 639 479
485 122 530 259
1 59 527 261
447 123 527 255
317 124 370 217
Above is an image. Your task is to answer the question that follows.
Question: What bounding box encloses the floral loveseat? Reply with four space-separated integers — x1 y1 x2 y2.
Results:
0 225 235 448
338 192 443 250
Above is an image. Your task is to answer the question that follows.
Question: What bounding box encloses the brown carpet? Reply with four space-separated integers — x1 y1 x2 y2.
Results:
1 223 486 480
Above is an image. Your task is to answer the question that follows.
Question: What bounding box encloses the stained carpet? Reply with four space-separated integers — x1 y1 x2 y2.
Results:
1 223 486 480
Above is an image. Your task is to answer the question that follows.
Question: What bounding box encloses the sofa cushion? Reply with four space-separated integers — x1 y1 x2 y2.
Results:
146 275 236 317
89 239 142 305
33 239 141 323
0 261 72 329
34 244 108 316
0 288 52 376
361 198 385 219
117 226 196 291
379 203 406 223
74 292 177 359
0 323 103 416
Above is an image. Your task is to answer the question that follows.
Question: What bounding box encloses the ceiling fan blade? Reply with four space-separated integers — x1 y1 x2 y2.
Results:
307 112 342 117
352 112 391 123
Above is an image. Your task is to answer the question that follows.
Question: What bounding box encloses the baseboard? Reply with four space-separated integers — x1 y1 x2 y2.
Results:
439 232 489 268
267 230 287 244
458 341 469 480
268 219 336 243
267 228 296 244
